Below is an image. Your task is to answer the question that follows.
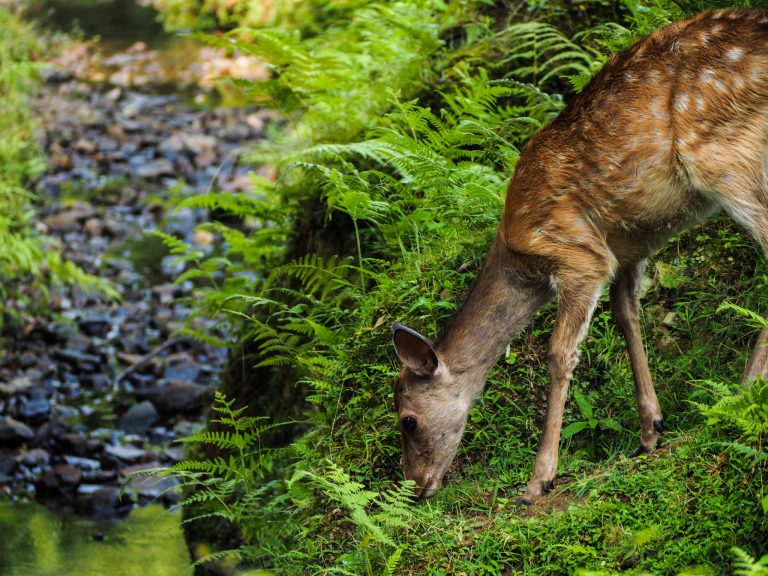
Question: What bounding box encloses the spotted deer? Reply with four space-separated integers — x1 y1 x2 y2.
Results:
392 8 768 503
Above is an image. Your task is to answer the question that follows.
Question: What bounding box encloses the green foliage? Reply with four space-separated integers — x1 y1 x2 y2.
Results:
732 547 768 576
0 8 117 332
153 0 768 573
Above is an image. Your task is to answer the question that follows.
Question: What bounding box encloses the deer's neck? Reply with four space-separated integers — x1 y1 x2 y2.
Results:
435 237 551 392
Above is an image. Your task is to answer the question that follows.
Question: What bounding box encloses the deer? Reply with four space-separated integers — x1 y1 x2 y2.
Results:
392 8 768 504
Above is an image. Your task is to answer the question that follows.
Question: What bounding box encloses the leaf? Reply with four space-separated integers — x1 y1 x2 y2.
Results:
562 421 589 439
574 391 594 420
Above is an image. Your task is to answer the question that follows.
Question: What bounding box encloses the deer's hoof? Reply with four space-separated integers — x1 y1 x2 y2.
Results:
653 418 665 433
631 444 651 458
543 479 555 492
517 496 534 507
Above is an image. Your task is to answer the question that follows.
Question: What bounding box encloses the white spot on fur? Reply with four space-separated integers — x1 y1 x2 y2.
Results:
695 95 705 111
699 31 710 45
700 68 715 83
674 93 689 112
726 47 745 62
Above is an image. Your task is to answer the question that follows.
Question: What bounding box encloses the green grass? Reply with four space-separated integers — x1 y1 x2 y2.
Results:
147 0 768 574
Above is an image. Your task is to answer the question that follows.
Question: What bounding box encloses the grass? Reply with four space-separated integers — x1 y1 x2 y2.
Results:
143 0 768 574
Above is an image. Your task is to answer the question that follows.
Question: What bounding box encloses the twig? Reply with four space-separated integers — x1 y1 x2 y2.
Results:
113 336 192 388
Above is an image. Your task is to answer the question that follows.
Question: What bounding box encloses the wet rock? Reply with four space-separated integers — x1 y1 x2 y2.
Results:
0 449 16 475
125 467 178 500
17 448 50 467
59 433 103 455
163 362 202 384
53 348 101 370
18 395 51 424
104 444 148 463
136 158 174 179
119 401 158 435
42 203 96 233
54 463 83 486
0 417 34 443
140 380 210 413
64 455 101 471
76 485 132 517
74 137 97 154
0 376 34 396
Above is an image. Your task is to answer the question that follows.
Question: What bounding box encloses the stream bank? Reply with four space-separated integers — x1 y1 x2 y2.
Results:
1 1 274 571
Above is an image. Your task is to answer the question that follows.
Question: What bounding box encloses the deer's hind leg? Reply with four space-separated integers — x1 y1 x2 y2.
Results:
719 198 768 385
610 259 664 454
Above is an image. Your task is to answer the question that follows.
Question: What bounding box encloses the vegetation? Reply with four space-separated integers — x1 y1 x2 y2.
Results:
4 0 768 573
146 0 768 573
0 7 115 332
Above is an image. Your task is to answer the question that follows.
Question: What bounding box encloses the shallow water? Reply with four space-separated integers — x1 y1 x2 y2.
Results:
0 501 192 575
31 0 172 51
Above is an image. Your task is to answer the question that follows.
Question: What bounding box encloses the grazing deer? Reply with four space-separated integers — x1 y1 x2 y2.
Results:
392 8 768 503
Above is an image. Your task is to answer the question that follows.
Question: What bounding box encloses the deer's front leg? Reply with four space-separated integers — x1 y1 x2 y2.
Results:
521 282 604 504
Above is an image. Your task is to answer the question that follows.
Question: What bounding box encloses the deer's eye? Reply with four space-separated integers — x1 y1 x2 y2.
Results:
401 416 417 432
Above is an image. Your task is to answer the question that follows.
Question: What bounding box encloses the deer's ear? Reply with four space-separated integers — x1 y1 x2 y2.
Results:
392 322 439 377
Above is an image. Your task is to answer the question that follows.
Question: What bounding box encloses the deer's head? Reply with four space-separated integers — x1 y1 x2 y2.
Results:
392 322 476 499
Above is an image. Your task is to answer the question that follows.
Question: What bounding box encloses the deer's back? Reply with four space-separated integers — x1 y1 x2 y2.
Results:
502 9 768 275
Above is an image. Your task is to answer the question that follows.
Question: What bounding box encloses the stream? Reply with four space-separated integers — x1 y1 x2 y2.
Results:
0 1 269 573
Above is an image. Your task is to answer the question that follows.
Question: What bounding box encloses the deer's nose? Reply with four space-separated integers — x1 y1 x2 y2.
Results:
413 474 441 499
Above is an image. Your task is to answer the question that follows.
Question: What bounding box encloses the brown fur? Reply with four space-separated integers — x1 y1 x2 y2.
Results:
393 9 768 502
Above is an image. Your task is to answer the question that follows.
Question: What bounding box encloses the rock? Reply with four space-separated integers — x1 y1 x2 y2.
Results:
136 158 174 180
41 203 96 233
64 455 101 471
74 137 97 154
141 380 210 413
152 283 179 305
0 417 34 443
119 401 158 435
18 395 51 424
0 376 34 396
59 433 103 455
0 449 16 475
126 471 178 500
53 463 82 486
104 444 148 463
75 485 132 517
17 448 50 467
53 348 101 369
163 360 202 383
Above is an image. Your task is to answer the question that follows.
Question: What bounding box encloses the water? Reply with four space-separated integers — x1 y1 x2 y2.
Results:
0 502 192 575
30 0 173 51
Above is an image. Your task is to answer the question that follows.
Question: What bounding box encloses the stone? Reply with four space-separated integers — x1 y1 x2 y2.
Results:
42 204 96 233
0 417 34 443
75 485 132 517
74 137 97 154
141 380 210 413
137 158 174 180
0 376 34 396
18 396 51 423
104 444 148 463
53 463 82 486
17 448 50 467
64 455 101 471
119 401 158 435
59 433 103 455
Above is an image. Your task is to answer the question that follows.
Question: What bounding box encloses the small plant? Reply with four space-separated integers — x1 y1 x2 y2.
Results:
562 390 621 459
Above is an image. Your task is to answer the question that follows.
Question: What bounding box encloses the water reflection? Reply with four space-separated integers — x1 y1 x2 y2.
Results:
0 501 192 576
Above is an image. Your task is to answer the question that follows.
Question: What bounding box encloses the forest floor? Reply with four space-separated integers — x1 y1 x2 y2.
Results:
0 38 273 518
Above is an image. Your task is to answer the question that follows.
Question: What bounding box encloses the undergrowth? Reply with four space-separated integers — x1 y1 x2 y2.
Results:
0 7 116 334
151 0 768 573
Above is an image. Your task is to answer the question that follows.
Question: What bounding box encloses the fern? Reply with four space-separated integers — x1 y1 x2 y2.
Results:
732 547 768 576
